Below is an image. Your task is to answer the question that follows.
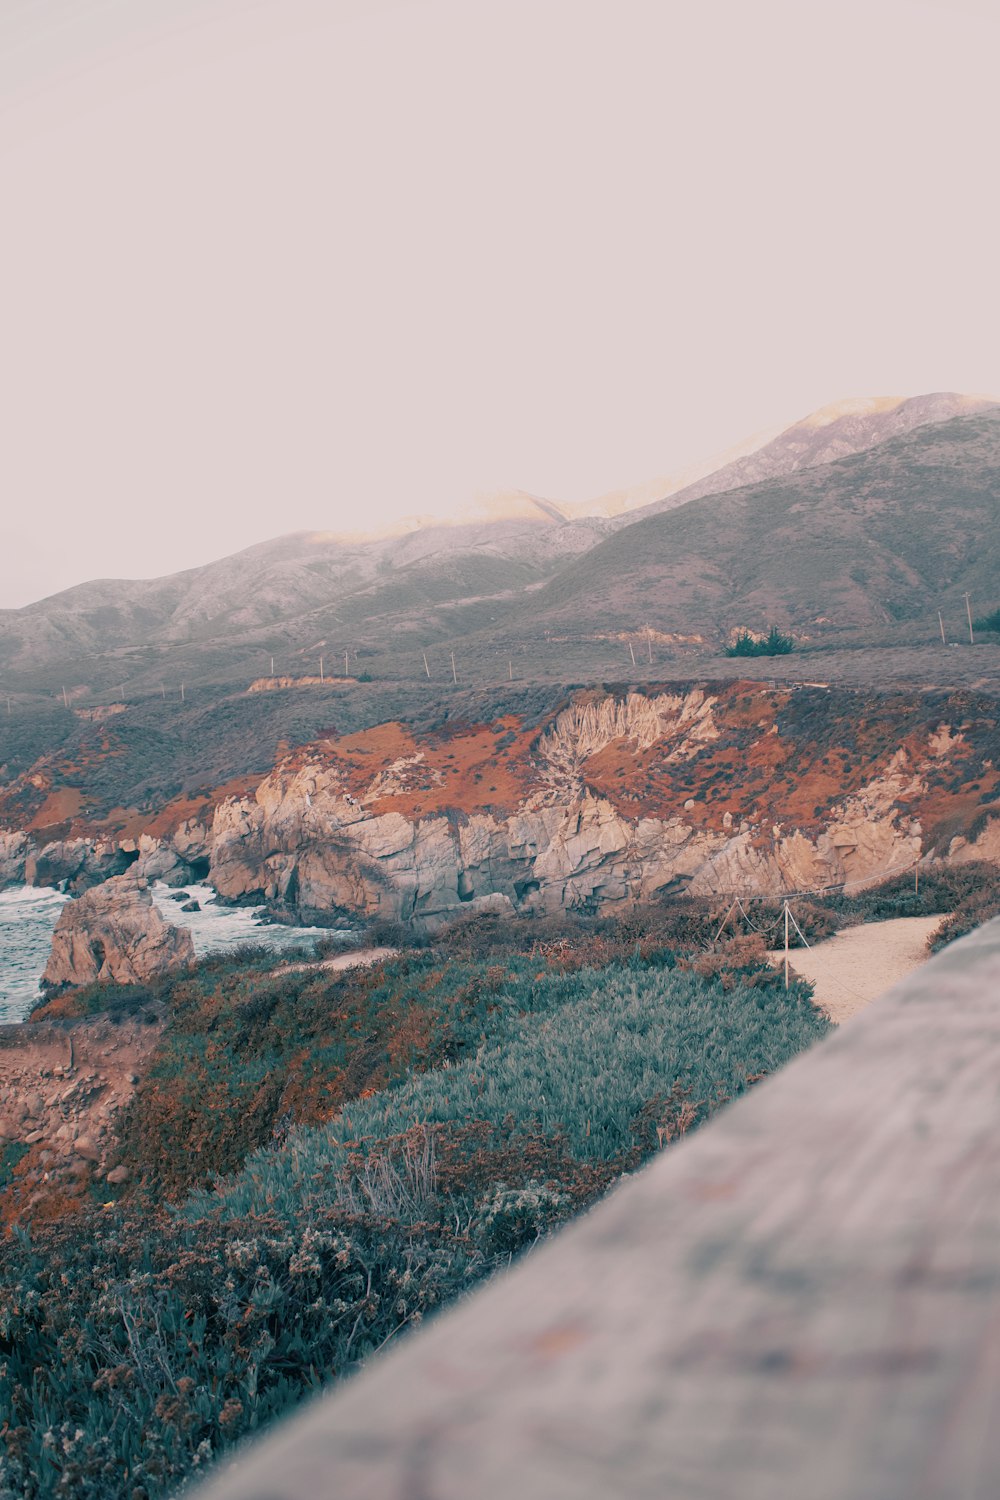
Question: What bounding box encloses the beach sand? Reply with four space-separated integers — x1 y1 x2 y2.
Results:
769 915 947 1023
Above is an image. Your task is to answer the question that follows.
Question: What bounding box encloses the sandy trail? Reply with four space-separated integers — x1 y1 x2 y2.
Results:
768 915 947 1023
270 946 398 978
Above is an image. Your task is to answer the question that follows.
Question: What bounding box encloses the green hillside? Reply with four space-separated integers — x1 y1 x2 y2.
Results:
0 936 826 1499
513 412 1000 645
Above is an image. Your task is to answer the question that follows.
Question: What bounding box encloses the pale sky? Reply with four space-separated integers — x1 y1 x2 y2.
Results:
1 0 998 607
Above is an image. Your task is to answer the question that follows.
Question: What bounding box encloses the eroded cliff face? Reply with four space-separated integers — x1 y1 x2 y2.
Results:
202 686 997 927
5 684 1000 932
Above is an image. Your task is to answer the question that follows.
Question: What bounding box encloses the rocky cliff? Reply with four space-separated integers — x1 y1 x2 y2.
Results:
42 875 194 991
200 685 998 927
6 684 1000 937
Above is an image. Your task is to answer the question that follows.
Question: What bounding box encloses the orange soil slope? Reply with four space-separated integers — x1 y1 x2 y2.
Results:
3 685 999 855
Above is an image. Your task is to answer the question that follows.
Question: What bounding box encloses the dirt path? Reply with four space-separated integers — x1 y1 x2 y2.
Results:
270 946 398 978
768 915 947 1023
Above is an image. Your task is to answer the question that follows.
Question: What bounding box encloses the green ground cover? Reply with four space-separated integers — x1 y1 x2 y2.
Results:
0 940 826 1500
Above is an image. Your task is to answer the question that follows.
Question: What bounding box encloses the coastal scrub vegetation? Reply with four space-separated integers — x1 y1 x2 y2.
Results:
0 924 828 1500
3 862 999 1497
725 627 795 657
973 605 1000 633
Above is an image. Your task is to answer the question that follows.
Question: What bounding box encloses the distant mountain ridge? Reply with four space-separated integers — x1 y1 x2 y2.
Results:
513 408 1000 644
0 393 997 691
595 392 1000 525
320 392 1000 538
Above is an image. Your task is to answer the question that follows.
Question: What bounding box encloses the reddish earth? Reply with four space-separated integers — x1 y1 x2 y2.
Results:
93 774 266 842
577 683 1000 837
27 786 85 833
0 1010 165 1228
286 717 544 818
3 683 999 858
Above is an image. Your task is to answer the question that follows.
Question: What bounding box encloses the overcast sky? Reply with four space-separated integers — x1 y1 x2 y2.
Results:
1 0 998 607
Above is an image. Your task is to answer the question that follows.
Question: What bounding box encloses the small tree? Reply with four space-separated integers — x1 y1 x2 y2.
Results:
972 606 1000 633
725 627 794 658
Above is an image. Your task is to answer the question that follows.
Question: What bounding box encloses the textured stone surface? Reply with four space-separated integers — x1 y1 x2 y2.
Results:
24 838 132 893
205 769 923 928
4 686 994 927
42 874 194 990
0 830 30 888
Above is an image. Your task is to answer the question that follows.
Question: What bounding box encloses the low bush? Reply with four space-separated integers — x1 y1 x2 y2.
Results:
725 627 795 657
0 951 827 1500
972 606 1000 633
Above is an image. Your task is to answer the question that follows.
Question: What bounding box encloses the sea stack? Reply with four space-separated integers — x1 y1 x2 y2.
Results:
42 874 194 991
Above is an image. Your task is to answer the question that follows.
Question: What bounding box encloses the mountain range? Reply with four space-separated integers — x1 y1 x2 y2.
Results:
0 392 997 695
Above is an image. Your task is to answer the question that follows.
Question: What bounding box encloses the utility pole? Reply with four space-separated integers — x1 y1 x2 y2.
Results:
161 683 166 699
938 610 946 645
508 659 513 681
344 649 349 678
422 651 431 679
271 656 275 676
319 656 324 682
783 900 790 990
62 685 68 709
451 651 458 684
628 640 636 667
180 682 185 702
963 592 974 645
647 629 652 663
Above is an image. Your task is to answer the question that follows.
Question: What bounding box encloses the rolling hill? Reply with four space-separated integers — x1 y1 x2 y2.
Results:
505 409 1000 648
0 395 998 699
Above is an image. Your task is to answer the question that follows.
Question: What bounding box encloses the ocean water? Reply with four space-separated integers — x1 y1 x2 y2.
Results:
148 883 334 959
0 885 72 1024
0 882 337 1025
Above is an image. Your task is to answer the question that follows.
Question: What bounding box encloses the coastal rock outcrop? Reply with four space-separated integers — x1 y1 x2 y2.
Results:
205 764 922 929
0 1008 164 1217
42 875 194 991
24 838 134 893
0 830 30 888
7 685 997 931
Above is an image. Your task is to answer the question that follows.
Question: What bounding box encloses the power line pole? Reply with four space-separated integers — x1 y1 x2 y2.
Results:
451 651 457 684
344 649 349 677
422 651 431 679
319 656 324 682
938 610 946 645
270 656 275 676
628 640 636 667
508 659 513 681
963 592 974 645
180 682 185 702
783 900 790 990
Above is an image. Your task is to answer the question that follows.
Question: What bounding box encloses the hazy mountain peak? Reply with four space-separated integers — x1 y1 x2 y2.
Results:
312 489 568 546
610 391 1000 527
798 396 910 427
795 392 998 431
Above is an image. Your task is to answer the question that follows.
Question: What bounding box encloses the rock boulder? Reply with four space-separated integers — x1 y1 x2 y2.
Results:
0 830 31 888
26 838 135 893
42 874 194 991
